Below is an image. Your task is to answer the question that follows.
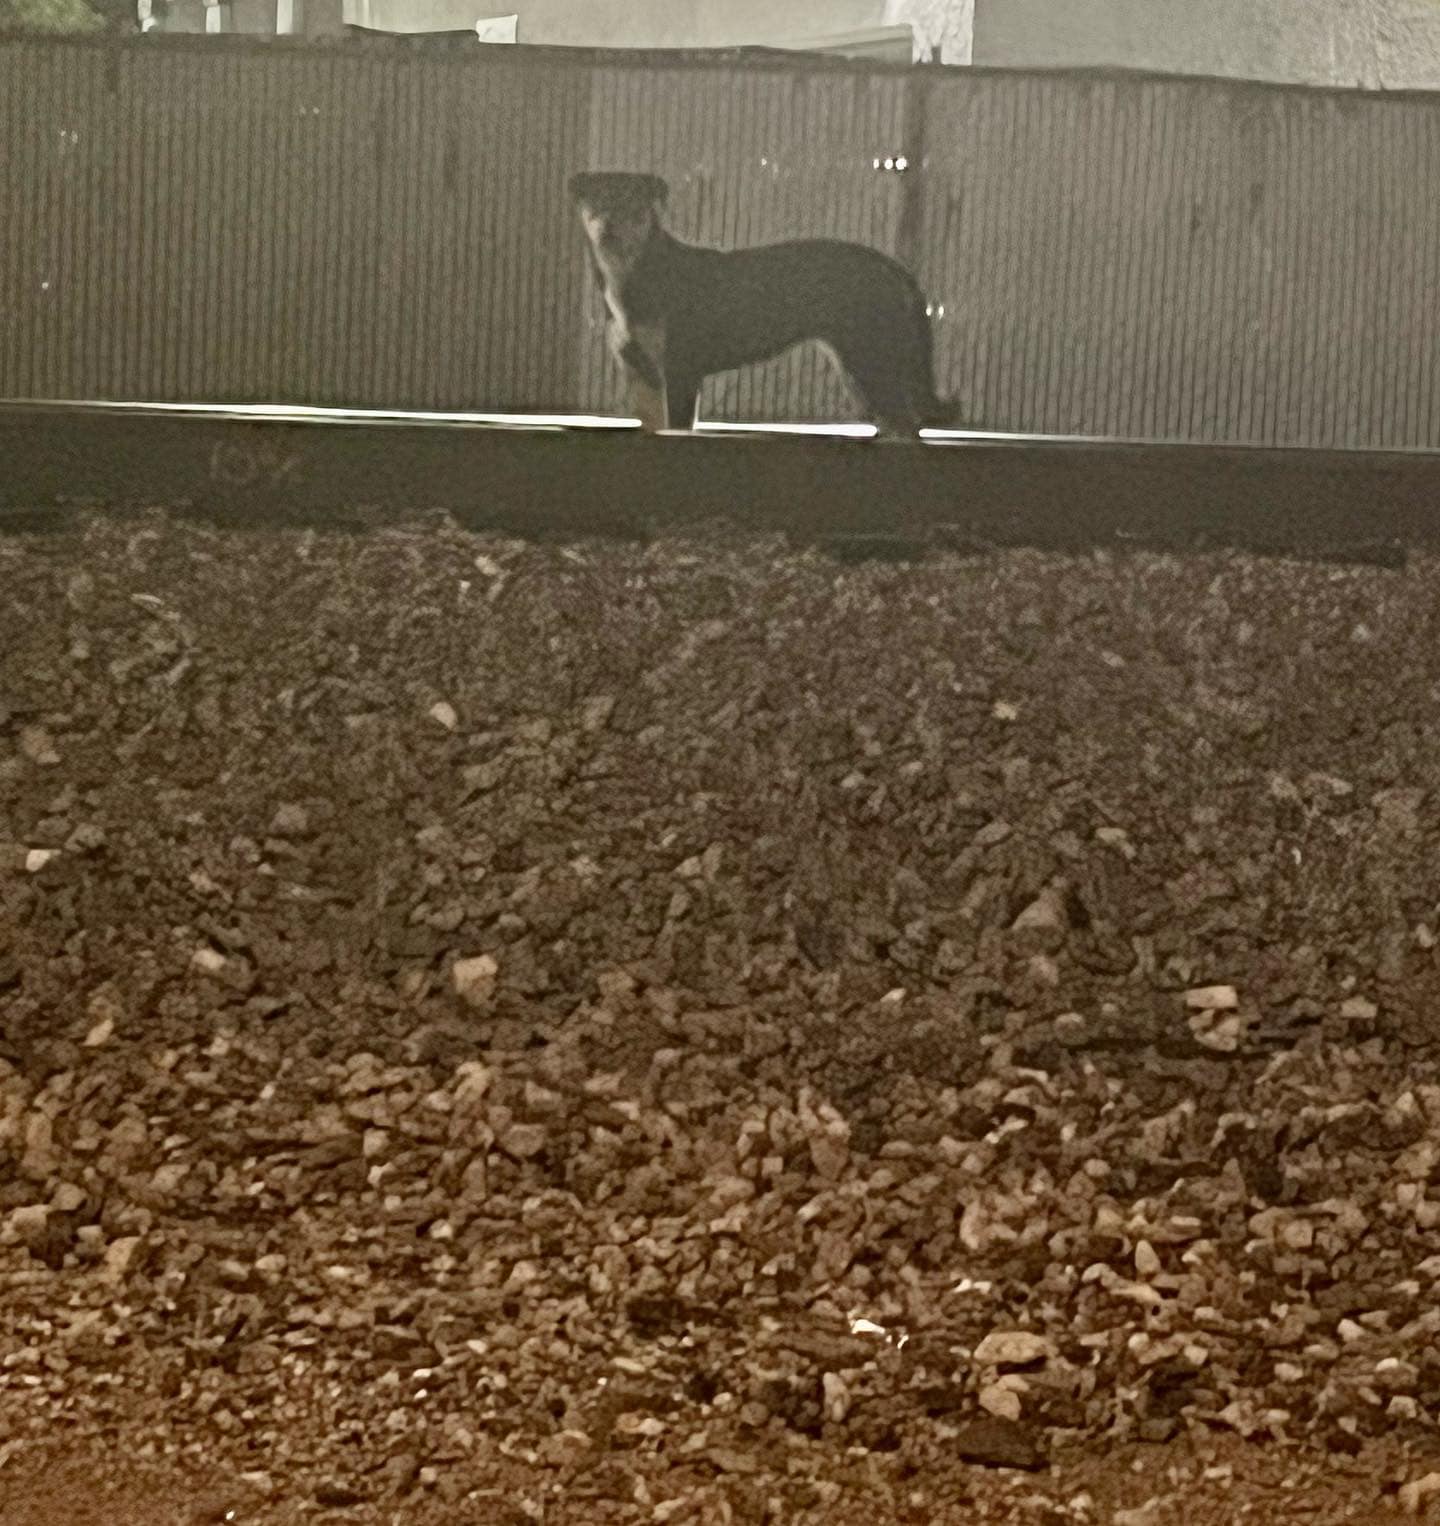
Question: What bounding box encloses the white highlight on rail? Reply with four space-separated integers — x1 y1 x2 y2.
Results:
13 399 644 432
693 419 877 439
5 398 1134 446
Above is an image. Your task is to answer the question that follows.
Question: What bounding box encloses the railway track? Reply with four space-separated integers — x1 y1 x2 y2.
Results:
1 398 1436 562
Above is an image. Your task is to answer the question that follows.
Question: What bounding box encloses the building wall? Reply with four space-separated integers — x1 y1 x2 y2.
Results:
885 0 973 63
195 0 977 61
1374 3 1440 89
341 0 886 48
973 0 1440 90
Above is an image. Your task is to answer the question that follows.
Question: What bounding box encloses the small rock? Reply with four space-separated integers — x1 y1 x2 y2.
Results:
703 1446 759 1475
799 1091 851 1182
978 1382 1023 1421
1374 789 1425 834
1134 1240 1162 1277
191 947 229 976
1340 996 1379 1021
87 982 126 1027
615 1413 666 1438
1184 985 1239 1011
381 1451 422 1496
452 954 499 1007
973 1331 1055 1367
83 1017 114 1048
808 1133 849 1182
269 802 310 837
497 1122 548 1159
51 1183 86 1212
580 695 615 732
537 1430 591 1467
21 1113 59 1178
1399 1472 1440 1515
19 726 60 766
822 1371 851 1423
1026 955 1060 987
1053 1012 1089 1046
522 1081 561 1113
24 848 58 873
452 1062 493 1109
314 1484 367 1508
1010 883 1069 952
1188 1007 1245 1053
1095 826 1135 858
1375 1357 1418 1391
6 1204 50 1244
1137 1416 1180 1444
101 1235 145 1284
951 1416 1045 1470
429 701 458 731
1113 1504 1168 1526
65 823 106 854
1279 1219 1314 1251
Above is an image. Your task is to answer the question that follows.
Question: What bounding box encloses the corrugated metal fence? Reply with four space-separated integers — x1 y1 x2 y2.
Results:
4 34 1440 446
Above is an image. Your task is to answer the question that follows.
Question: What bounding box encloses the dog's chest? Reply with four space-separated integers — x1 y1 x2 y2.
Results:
601 283 627 331
587 247 634 334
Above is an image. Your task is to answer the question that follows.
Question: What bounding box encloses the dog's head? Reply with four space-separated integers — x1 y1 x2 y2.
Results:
569 172 669 269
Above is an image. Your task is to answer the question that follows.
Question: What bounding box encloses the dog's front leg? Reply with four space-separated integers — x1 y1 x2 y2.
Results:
614 321 669 432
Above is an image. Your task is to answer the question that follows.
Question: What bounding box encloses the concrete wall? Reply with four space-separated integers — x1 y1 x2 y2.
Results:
973 0 1440 90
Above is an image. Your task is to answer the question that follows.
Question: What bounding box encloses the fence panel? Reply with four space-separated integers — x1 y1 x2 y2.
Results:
918 70 1440 446
0 37 590 411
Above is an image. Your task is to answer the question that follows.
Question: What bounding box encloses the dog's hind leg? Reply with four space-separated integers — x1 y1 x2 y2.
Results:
664 372 701 432
828 319 931 439
851 366 925 440
871 292 957 437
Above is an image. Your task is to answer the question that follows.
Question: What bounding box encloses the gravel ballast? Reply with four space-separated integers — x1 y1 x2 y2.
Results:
2 514 1440 1522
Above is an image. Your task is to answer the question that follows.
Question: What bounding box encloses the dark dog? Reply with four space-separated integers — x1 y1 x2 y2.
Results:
569 170 958 436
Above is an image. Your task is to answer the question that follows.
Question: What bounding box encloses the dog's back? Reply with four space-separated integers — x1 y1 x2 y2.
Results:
660 238 927 371
656 236 950 432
